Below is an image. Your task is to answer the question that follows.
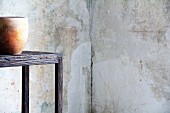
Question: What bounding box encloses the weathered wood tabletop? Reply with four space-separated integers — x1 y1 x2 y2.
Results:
0 51 63 67
0 51 63 113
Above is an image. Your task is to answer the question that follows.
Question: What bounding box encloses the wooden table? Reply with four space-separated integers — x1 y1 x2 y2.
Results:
0 51 63 113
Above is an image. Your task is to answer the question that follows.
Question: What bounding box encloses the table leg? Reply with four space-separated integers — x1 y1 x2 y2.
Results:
56 58 63 113
22 66 29 113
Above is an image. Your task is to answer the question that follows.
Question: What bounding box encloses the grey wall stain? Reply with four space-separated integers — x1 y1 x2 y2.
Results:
145 61 170 101
41 102 54 113
130 0 169 44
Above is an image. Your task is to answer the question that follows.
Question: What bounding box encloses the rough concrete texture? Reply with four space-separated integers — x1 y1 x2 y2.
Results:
0 0 91 113
91 0 170 113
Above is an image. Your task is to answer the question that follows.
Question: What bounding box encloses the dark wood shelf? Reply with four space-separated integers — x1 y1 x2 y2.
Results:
0 51 63 67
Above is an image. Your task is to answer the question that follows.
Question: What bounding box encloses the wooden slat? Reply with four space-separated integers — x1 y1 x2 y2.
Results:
0 51 62 67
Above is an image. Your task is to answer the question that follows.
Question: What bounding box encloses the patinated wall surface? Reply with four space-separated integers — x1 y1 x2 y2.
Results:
0 0 91 113
1 0 169 113
91 0 170 113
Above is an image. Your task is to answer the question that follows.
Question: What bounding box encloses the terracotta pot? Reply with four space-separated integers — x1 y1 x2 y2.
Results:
0 17 28 55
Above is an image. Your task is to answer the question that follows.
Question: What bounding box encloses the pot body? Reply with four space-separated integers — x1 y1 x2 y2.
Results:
0 17 28 55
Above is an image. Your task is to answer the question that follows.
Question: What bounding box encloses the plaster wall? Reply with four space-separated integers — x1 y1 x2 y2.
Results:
91 0 170 113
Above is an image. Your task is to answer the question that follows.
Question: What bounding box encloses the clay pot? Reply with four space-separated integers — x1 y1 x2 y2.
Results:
0 17 28 55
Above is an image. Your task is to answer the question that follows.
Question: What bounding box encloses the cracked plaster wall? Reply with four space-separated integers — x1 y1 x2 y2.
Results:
91 0 170 113
0 0 91 113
